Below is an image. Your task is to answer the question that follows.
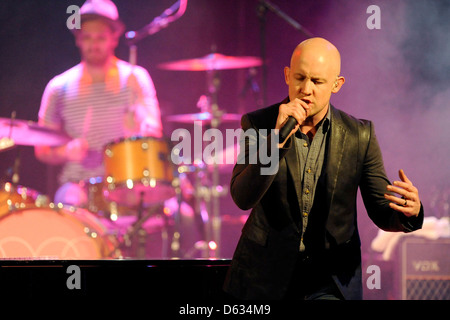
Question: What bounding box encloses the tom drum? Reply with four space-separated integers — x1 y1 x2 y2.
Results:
103 136 175 207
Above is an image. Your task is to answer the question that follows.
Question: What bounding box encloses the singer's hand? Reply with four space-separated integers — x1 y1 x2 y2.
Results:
384 169 421 217
276 98 310 147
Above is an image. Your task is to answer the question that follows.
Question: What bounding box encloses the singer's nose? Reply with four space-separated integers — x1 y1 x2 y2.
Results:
299 79 312 95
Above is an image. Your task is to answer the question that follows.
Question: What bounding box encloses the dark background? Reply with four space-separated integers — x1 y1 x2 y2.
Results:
1 0 449 296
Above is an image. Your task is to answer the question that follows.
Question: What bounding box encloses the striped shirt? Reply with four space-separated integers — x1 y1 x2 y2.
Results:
38 58 161 184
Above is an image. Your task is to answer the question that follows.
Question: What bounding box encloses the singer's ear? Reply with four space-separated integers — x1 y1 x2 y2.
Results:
331 76 345 93
284 67 290 85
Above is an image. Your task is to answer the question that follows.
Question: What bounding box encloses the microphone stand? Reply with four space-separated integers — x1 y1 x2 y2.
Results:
257 3 268 108
257 0 314 107
259 0 314 38
125 0 188 65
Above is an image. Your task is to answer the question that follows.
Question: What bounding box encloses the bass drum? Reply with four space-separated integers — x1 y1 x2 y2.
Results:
0 205 119 259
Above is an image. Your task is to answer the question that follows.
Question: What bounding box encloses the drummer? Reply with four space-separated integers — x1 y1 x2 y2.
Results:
35 0 163 206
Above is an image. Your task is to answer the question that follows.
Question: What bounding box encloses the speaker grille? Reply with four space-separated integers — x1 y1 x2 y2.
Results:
406 278 450 300
401 238 450 300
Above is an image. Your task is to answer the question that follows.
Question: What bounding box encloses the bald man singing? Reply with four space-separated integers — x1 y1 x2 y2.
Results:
223 38 424 300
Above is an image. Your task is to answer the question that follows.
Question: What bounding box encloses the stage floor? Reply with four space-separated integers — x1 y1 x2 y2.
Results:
0 259 232 300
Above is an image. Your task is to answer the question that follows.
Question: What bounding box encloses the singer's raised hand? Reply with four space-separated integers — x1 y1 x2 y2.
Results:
276 98 310 147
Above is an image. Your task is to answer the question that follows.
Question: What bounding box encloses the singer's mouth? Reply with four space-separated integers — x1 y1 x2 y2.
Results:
301 99 312 105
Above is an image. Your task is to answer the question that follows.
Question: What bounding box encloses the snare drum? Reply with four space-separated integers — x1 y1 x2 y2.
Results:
0 205 118 259
103 136 175 207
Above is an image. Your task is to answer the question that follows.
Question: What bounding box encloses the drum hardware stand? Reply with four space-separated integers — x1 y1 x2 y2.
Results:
0 111 16 153
3 141 23 205
186 72 228 258
192 162 212 258
136 191 146 259
187 157 227 258
0 112 18 210
172 164 207 259
2 111 20 186
205 70 228 258
11 149 21 186
169 175 182 257
119 192 165 259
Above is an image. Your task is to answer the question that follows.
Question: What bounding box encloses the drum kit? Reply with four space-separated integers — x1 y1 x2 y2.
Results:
0 52 261 260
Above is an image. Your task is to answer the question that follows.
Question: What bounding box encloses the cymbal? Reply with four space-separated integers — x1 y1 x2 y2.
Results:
0 118 71 147
158 53 263 71
166 112 241 124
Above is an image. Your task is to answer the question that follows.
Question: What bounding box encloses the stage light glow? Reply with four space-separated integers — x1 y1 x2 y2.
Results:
126 179 134 189
208 241 217 250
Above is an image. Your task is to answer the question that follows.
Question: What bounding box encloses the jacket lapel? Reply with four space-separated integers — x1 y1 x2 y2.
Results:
326 106 347 212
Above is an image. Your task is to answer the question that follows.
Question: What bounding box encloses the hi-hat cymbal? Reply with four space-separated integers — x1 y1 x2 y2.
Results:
166 112 241 124
158 53 263 71
0 118 71 147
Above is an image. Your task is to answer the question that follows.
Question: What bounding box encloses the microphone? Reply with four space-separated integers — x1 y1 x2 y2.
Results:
278 116 297 142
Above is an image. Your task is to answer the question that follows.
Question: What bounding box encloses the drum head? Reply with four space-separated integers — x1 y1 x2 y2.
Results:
0 206 116 259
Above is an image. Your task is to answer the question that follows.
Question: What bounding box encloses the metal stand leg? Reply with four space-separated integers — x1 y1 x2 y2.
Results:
117 193 164 259
170 176 182 257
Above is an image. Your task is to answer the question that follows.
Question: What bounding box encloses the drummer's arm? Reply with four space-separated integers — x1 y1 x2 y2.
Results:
34 120 88 165
126 67 163 138
35 145 67 165
34 120 68 165
33 119 62 164
134 101 163 138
